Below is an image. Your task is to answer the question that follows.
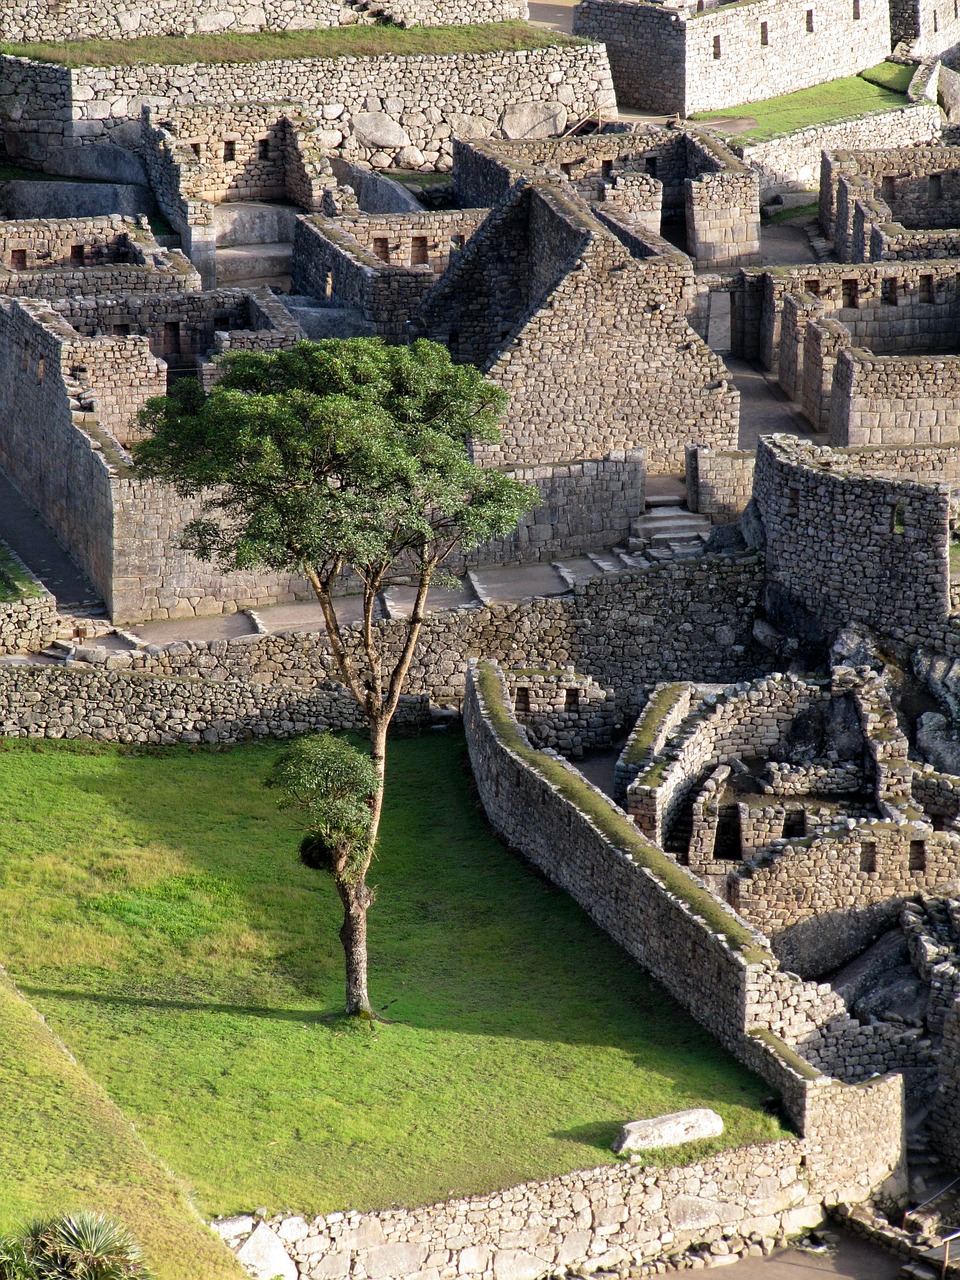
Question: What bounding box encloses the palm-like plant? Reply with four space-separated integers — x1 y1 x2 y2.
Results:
0 1213 151 1280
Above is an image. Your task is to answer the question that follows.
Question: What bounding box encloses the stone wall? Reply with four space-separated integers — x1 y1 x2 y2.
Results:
754 434 956 647
573 0 890 116
415 180 739 474
0 215 199 298
57 551 765 700
3 0 527 42
291 208 489 341
0 293 316 622
736 101 943 193
0 44 615 167
686 444 755 522
731 823 960 975
0 543 57 656
828 344 960 446
463 660 906 1182
502 664 618 753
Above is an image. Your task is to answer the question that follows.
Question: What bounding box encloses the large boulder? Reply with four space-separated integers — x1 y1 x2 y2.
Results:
612 1108 724 1154
235 1223 298 1280
500 102 567 140
350 112 411 150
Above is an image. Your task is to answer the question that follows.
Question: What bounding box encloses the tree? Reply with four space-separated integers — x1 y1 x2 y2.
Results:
133 337 535 1015
266 734 380 1016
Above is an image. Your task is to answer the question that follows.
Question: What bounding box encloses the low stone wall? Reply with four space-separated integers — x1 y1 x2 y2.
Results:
686 444 755 523
64 553 766 706
0 544 57 655
463 660 906 1193
261 1141 824 1280
736 102 943 193
0 44 616 167
0 662 427 743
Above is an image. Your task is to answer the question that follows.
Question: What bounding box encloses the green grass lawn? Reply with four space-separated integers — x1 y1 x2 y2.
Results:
0 971 242 1280
693 64 911 141
0 733 784 1225
0 21 581 67
0 542 42 602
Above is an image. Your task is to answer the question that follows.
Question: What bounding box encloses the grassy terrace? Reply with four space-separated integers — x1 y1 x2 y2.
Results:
0 21 582 67
0 733 784 1237
693 63 913 142
0 543 42 602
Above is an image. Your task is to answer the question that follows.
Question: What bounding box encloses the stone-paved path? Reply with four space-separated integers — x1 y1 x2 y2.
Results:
0 467 102 612
723 1236 900 1277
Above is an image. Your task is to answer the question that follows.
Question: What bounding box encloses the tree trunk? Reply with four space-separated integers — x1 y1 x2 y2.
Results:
336 718 388 1018
337 877 373 1016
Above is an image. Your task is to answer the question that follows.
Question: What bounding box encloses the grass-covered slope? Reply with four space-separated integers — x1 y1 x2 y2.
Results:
693 64 911 141
0 735 783 1219
0 969 242 1279
0 21 582 67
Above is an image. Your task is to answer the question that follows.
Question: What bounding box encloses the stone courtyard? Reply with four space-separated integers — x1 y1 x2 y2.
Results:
9 0 960 1277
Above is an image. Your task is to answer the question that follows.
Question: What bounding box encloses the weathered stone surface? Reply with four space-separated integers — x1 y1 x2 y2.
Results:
492 1249 546 1280
236 1224 298 1280
499 101 566 140
364 1242 429 1278
613 1108 725 1154
351 112 411 150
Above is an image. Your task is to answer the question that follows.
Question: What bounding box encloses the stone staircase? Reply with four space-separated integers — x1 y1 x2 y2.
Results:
627 493 712 562
213 202 301 289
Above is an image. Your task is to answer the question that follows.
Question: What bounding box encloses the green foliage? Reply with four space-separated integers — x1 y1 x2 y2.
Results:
859 61 915 93
0 737 784 1217
0 1212 151 1280
267 735 380 881
134 339 534 584
0 21 580 68
0 545 42 604
692 69 909 141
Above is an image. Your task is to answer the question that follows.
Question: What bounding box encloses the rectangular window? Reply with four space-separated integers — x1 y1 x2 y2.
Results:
786 485 800 516
782 809 806 838
190 141 201 159
10 249 26 270
644 156 658 178
909 840 926 872
892 502 906 534
258 138 270 160
853 0 860 17
515 687 530 714
930 173 943 201
70 244 85 266
760 19 769 43
565 688 580 712
842 278 859 309
804 278 821 296
882 277 898 305
410 235 429 266
806 7 814 29
373 237 390 263
601 158 614 180
934 8 939 30
223 140 236 162
920 273 935 303
713 34 721 57
881 175 896 201
860 842 877 872
324 270 333 299
164 321 181 356
36 358 44 385
112 323 130 337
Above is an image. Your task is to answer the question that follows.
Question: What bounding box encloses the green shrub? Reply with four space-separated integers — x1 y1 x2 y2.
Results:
0 1213 151 1280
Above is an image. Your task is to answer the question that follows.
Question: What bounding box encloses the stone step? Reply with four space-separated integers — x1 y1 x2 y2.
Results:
215 242 293 286
648 530 708 548
213 201 301 248
632 508 711 536
585 550 624 573
645 491 686 509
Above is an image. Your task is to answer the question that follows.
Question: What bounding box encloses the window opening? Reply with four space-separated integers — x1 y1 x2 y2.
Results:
223 140 236 162
713 34 722 57
760 20 769 43
910 840 926 872
515 687 530 714
860 842 877 872
411 235 429 266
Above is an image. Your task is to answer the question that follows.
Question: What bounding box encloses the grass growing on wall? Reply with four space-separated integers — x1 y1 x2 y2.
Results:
474 663 771 964
692 65 911 142
0 21 582 67
0 734 784 1220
